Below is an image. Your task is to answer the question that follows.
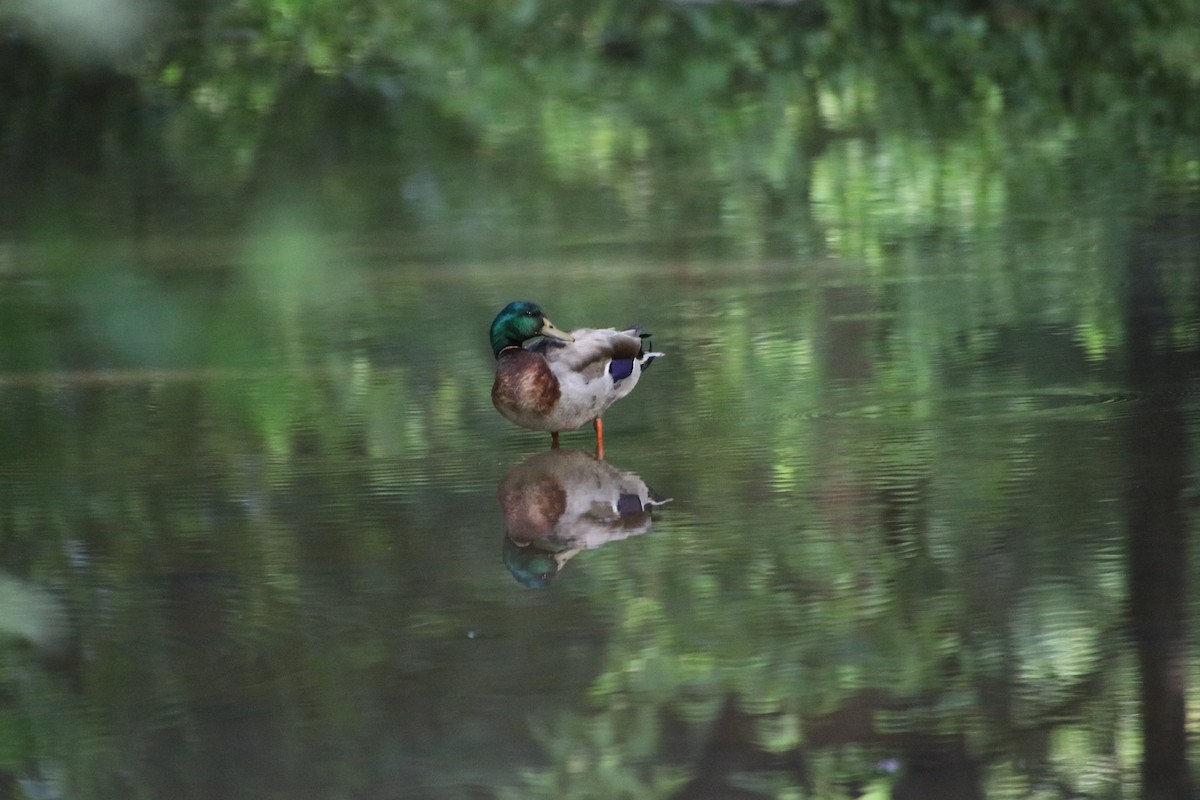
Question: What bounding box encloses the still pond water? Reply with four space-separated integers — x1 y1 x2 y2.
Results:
1 170 1198 798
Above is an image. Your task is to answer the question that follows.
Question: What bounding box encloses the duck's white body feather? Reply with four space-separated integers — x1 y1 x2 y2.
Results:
500 326 661 433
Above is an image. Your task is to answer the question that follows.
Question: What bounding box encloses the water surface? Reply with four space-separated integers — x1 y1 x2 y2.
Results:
2 190 1198 798
3 10 1200 789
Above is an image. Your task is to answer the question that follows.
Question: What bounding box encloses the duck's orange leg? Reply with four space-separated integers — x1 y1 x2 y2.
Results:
594 418 604 460
551 431 560 449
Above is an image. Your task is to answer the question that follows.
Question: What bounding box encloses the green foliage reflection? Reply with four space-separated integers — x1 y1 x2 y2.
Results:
0 1 1198 798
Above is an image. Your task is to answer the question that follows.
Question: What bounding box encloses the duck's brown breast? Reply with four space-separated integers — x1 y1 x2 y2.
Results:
498 472 566 542
492 349 561 416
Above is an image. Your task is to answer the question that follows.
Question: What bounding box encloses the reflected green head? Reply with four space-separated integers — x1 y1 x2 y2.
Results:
489 300 551 356
501 536 560 589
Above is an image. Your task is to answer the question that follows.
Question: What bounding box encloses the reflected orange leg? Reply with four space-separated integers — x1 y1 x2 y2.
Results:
551 431 560 449
594 418 604 460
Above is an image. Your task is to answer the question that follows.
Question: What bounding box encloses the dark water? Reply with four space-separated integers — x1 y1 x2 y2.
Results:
1 202 1198 798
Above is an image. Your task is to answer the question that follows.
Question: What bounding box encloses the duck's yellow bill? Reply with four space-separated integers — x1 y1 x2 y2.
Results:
540 319 575 343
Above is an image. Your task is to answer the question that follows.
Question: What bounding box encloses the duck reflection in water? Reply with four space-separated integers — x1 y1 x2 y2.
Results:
499 449 671 588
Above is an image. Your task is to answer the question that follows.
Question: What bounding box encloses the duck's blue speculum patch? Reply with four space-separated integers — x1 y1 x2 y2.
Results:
608 358 635 381
608 331 657 382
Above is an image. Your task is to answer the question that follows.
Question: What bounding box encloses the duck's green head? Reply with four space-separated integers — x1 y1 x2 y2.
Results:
502 536 562 589
490 301 574 357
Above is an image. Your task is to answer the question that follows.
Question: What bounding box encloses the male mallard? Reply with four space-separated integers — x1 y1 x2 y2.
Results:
490 300 662 456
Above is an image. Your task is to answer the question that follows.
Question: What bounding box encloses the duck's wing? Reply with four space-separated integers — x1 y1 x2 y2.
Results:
535 327 651 380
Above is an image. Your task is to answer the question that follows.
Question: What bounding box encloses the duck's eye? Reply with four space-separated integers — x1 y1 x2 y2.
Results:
524 309 538 318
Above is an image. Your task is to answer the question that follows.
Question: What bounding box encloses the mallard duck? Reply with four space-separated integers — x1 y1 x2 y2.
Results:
498 449 671 587
489 300 662 456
